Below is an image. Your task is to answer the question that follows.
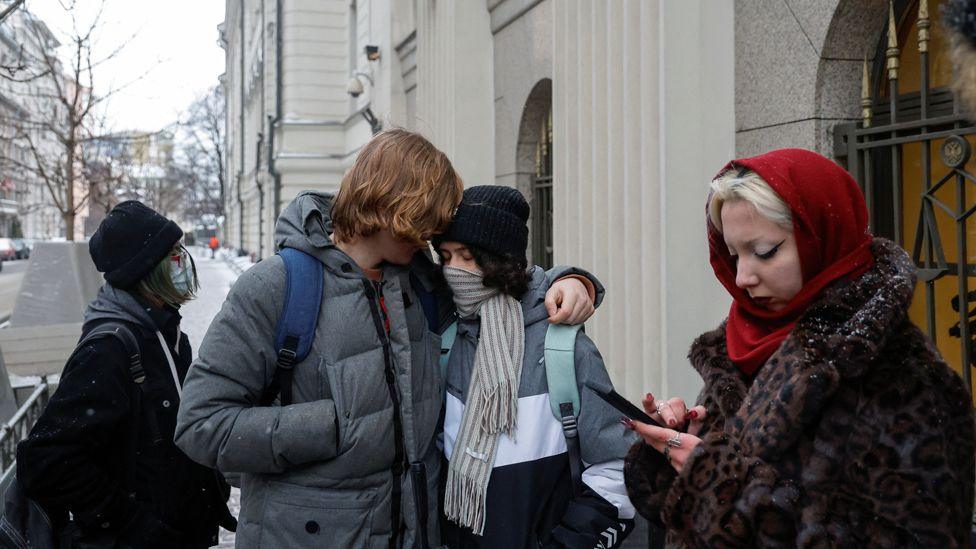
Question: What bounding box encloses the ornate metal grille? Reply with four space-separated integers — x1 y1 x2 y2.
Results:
835 0 976 394
532 108 554 270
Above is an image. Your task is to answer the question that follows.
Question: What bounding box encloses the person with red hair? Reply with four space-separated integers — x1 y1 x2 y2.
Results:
623 148 975 547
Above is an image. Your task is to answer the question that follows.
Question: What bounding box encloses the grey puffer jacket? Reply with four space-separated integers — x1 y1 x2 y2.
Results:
175 191 603 549
175 191 446 548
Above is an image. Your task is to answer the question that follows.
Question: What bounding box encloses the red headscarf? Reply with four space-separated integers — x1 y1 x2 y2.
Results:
708 149 875 376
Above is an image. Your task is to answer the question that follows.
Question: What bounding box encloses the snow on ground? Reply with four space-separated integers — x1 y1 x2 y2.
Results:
179 246 243 547
181 246 240 355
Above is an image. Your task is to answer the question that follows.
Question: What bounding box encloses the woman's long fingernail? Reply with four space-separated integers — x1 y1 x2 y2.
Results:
668 419 677 426
620 417 635 430
688 410 699 420
645 393 653 400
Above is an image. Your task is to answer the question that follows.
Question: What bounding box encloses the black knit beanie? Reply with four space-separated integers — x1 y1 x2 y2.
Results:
434 185 530 261
89 200 183 289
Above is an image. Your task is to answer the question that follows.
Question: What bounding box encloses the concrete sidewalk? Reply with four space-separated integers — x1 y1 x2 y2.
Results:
179 247 242 548
181 246 240 354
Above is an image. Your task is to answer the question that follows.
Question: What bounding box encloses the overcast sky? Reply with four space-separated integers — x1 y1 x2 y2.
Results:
23 0 226 133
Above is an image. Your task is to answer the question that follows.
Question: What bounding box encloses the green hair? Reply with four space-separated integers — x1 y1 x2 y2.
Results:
136 249 199 307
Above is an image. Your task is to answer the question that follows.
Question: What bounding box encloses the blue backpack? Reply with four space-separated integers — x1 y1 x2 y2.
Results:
261 247 441 406
260 248 324 406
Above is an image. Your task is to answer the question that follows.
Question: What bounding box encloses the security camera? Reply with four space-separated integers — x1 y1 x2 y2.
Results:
346 76 364 98
346 71 374 98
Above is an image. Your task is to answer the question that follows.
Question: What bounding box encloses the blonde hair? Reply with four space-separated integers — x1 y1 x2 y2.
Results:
708 169 792 232
331 128 464 247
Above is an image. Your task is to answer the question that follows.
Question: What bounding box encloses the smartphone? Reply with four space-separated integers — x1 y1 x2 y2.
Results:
584 380 660 426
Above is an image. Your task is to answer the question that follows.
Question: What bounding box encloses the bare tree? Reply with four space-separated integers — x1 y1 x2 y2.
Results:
0 0 142 240
0 0 25 26
177 85 225 223
84 131 132 215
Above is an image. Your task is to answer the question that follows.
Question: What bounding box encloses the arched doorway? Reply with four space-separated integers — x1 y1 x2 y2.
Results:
516 79 553 269
835 0 976 396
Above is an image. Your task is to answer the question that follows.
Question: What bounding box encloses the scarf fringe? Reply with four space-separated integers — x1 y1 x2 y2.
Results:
480 381 519 435
444 461 489 535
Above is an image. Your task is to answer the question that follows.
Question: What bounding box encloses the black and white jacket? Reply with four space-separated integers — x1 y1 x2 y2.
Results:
441 267 636 549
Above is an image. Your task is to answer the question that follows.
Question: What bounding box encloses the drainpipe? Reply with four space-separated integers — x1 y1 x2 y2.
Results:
238 1 245 251
268 0 283 221
255 132 264 259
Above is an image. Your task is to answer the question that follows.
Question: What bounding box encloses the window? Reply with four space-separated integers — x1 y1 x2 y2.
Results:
532 108 553 269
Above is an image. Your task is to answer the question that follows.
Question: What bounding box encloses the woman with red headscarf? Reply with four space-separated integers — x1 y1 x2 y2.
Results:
623 148 975 547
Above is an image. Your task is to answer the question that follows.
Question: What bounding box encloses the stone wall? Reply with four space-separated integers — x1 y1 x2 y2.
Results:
735 0 888 157
553 1 735 403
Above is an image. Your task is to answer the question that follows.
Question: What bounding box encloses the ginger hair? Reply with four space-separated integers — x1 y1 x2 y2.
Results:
331 128 463 246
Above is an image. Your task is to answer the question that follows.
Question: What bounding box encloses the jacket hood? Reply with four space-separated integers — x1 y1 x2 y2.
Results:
83 283 158 333
274 190 393 279
274 191 337 261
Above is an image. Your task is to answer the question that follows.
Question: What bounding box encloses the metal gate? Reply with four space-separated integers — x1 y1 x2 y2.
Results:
835 0 976 393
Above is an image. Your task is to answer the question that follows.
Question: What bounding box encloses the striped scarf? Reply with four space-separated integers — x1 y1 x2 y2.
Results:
442 266 525 535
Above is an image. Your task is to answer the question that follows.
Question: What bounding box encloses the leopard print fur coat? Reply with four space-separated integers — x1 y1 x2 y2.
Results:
624 239 975 547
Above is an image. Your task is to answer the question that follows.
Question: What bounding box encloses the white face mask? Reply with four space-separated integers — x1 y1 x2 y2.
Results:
170 249 195 296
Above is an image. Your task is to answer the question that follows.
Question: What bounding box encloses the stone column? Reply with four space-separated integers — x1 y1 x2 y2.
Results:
553 0 734 402
416 0 495 187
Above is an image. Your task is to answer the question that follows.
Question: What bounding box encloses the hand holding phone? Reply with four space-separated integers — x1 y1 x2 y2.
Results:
583 380 661 426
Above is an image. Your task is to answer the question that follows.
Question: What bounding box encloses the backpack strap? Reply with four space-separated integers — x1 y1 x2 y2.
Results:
72 322 162 448
439 321 458 389
73 322 142 380
263 247 324 407
544 323 584 496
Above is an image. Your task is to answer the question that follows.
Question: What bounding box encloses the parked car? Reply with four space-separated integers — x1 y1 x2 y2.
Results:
11 239 29 260
0 238 18 261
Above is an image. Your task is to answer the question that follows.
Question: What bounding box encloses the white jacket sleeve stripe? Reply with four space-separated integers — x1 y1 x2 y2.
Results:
582 459 636 520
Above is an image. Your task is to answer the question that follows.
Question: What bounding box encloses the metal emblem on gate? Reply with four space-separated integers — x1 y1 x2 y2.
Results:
941 136 971 169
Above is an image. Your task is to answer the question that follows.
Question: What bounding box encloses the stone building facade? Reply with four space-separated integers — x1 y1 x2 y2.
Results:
734 0 888 157
0 5 77 240
222 0 976 404
222 0 976 543
221 0 736 406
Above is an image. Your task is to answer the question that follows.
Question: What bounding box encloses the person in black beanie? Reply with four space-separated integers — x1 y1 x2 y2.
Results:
17 200 235 549
434 186 636 549
434 185 534 296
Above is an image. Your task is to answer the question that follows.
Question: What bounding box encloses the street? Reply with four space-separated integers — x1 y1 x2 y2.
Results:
0 260 28 322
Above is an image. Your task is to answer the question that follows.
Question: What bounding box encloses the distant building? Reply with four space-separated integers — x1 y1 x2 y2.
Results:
0 3 70 240
85 130 181 236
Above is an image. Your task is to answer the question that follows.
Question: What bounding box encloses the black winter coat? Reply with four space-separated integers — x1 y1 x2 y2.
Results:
17 284 233 549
